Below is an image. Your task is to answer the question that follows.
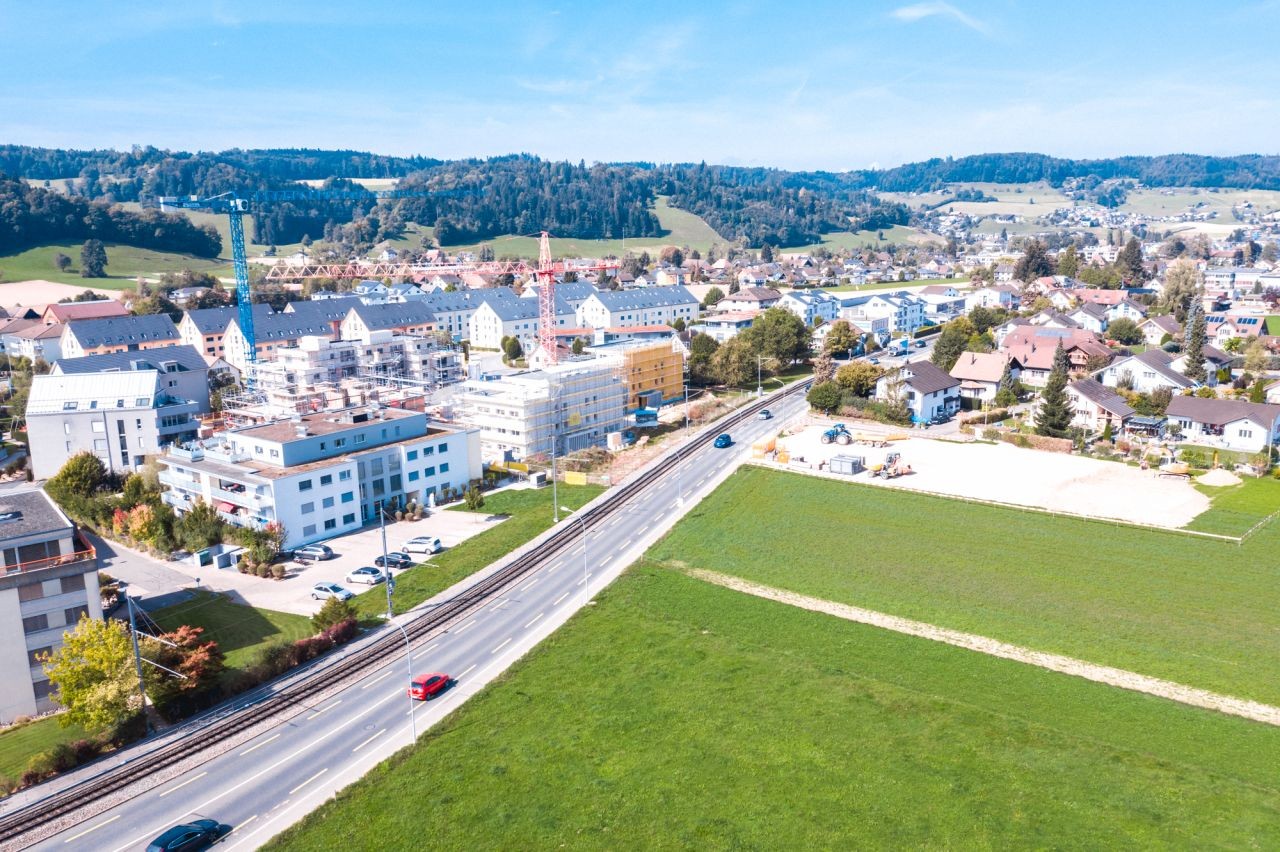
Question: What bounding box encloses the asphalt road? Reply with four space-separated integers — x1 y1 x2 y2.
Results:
24 389 808 851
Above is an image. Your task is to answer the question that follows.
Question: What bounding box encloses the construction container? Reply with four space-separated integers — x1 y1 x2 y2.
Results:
776 450 790 464
751 437 776 459
829 454 865 476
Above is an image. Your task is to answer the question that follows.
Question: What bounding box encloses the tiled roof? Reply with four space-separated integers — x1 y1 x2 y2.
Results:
898 359 959 394
44 300 129 322
1166 396 1280 429
1069 379 1135 417
349 301 437 330
590 286 699 311
64 314 180 348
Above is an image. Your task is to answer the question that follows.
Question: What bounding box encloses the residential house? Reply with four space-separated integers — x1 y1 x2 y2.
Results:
222 310 337 372
1096 349 1195 394
1066 379 1135 434
994 263 1016 283
179 305 270 358
949 351 1017 405
52 344 212 415
840 292 926 334
690 311 758 343
964 285 1019 312
1105 298 1147 324
776 290 838 326
1206 314 1265 348
520 280 600 312
1169 345 1232 385
0 318 39 358
917 285 966 318
577 287 699 330
339 302 437 343
1067 302 1109 334
41 300 128 325
717 287 782 313
1138 315 1180 346
1165 396 1280 453
469 296 575 354
59 315 182 359
11 323 66 364
418 288 520 341
1001 327 1113 387
875 360 960 424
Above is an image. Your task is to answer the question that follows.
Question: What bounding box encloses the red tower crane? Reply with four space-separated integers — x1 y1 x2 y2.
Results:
266 231 619 365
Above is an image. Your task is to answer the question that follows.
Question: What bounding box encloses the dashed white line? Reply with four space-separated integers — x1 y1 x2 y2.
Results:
288 768 328 796
238 733 280 756
546 562 558 573
306 698 343 720
158 771 207 798
519 578 538 591
361 670 393 689
525 612 544 628
554 592 569 605
459 663 476 678
414 641 440 660
452 618 477 634
353 729 386 752
491 637 512 654
63 814 119 843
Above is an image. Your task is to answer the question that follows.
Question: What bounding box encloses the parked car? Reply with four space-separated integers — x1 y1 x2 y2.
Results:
345 566 386 585
915 340 928 348
408 672 452 701
713 433 733 449
867 357 880 365
146 819 227 852
930 412 952 425
311 582 353 601
295 544 334 562
757 409 772 421
403 536 443 554
374 552 412 570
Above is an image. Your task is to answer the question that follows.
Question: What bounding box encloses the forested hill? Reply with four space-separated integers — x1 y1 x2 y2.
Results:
847 152 1280 192
0 175 221 257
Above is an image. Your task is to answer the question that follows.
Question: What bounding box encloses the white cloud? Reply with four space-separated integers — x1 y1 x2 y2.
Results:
890 2 990 35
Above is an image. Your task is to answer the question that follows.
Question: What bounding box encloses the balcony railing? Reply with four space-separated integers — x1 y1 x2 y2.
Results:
3 537 95 576
217 511 266 531
158 469 201 490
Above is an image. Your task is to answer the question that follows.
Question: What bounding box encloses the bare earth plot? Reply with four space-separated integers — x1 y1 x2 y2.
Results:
778 428 1210 529
0 279 123 309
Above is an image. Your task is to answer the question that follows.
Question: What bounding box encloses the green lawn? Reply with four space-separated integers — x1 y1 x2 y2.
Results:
354 485 603 619
648 466 1280 705
1265 315 1280 336
148 590 312 670
1187 475 1280 537
268 565 1280 850
0 716 88 789
790 224 943 252
827 275 956 293
0 242 231 286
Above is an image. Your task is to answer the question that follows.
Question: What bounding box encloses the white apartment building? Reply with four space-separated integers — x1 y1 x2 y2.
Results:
455 361 627 460
777 291 838 326
576 287 699 330
158 406 482 549
417 289 521 341
469 297 576 353
0 489 100 722
839 292 927 333
254 334 464 393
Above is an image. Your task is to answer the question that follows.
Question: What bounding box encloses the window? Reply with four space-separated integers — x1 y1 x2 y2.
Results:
408 470 419 482
424 466 435 477
270 449 280 458
334 438 347 448
390 474 402 491
1241 429 1253 438
370 458 384 476
320 474 333 486
298 479 313 491
324 518 336 531
343 513 356 525
407 450 418 461
92 421 105 433
339 470 352 481
60 575 85 594
18 583 44 602
372 480 385 496
63 401 78 411
341 491 354 503
22 614 49 634
438 442 448 453
440 463 449 474
27 646 52 668
301 502 315 514
32 680 53 700
423 446 434 456
64 605 89 625
322 496 335 509
354 434 366 445
303 524 317 536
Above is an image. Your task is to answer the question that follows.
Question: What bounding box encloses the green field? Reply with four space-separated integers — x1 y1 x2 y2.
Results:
1187 475 1280 536
791 224 943 252
0 716 88 788
269 565 1280 850
1117 187 1280 219
827 275 956 293
149 590 312 670
647 466 1280 705
353 484 603 619
0 242 231 286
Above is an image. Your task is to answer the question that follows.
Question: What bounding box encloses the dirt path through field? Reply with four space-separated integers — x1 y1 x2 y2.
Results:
689 568 1280 727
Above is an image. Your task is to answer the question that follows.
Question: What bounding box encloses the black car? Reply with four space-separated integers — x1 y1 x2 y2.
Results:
146 819 226 852
375 552 413 570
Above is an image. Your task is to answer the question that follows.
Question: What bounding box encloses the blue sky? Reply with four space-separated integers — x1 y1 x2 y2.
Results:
3 0 1279 170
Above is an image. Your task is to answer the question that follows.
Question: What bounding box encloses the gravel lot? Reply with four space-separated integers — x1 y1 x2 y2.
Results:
776 425 1210 529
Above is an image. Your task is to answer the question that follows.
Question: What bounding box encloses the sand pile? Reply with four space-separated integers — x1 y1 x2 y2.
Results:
1198 469 1243 487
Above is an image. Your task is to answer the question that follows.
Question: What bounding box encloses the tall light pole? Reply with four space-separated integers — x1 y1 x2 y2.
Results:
379 504 416 744
124 594 151 734
560 506 587 602
550 433 559 523
756 355 764 397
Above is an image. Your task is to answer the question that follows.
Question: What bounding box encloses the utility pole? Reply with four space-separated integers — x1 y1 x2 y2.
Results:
756 355 763 397
125 594 151 734
551 432 559 523
560 507 588 603
379 503 416 744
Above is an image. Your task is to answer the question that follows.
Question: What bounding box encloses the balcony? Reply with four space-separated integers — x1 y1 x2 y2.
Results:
2 535 95 577
217 511 266 531
210 486 270 509
161 491 193 510
158 469 201 490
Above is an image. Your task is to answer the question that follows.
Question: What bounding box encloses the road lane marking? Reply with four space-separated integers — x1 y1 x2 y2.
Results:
238 733 280 756
289 768 328 796
158 771 207 798
306 698 343 720
491 637 512 654
525 612 544 628
460 663 476 678
554 592 569 605
63 814 119 843
414 642 440 660
222 814 257 839
520 578 538 591
353 729 386 752
639 522 652 534
546 563 558 573
452 618 477 634
361 670 393 689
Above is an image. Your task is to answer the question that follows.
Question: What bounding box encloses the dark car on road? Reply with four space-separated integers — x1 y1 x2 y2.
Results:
408 672 452 700
375 552 413 570
713 433 733 449
146 819 226 852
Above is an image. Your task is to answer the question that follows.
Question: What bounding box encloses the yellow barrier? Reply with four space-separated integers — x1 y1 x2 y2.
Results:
564 471 588 486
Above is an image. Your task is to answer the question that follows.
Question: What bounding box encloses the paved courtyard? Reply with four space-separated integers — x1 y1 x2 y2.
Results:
776 425 1211 529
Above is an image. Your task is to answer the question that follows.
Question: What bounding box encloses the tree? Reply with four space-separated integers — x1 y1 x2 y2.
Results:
142 625 225 715
53 252 72 272
812 351 836 385
835 361 883 397
743 307 811 366
931 316 975 372
659 246 685 268
174 500 225 552
994 360 1018 407
1159 260 1200 321
702 286 725 308
1250 377 1268 403
1243 337 1269 374
80 239 107 278
570 337 586 355
1034 342 1073 438
711 336 757 387
464 483 485 510
43 616 139 732
1117 237 1147 282
1013 240 1053 282
311 596 357 633
1106 317 1143 345
760 243 774 262
502 336 523 363
806 381 841 414
47 452 106 498
687 332 719 385
1056 244 1079 278
967 306 1006 335
823 319 859 355
1183 300 1207 383
670 317 686 332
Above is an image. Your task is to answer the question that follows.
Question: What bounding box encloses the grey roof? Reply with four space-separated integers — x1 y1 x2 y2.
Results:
419 288 519 314
286 296 365 322
1069 379 1136 418
349 301 437 330
1167 395 1280 429
65 314 180 348
590 286 699 311
525 280 599 302
1142 315 1180 333
899 360 959 395
183 305 271 335
1127 350 1194 388
240 310 336 341
483 296 572 322
53 344 208 376
0 489 73 543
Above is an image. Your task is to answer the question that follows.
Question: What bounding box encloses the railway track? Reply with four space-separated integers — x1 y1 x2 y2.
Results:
0 378 812 846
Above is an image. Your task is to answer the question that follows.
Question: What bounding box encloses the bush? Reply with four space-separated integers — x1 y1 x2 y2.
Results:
312 596 358 633
270 563 286 580
983 427 1001 441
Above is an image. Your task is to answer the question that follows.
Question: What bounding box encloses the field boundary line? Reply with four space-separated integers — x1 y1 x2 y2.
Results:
690 569 1280 727
747 461 1244 544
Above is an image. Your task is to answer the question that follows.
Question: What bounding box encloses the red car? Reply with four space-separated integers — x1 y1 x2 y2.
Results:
408 672 451 700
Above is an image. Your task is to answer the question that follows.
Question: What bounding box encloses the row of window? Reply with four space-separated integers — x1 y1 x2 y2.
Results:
301 491 356 513
23 605 89 635
17 574 85 602
301 513 357 537
298 470 352 491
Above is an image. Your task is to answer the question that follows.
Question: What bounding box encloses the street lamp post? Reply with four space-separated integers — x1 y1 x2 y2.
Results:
551 433 559 523
756 355 763 397
379 504 417 744
560 506 588 602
